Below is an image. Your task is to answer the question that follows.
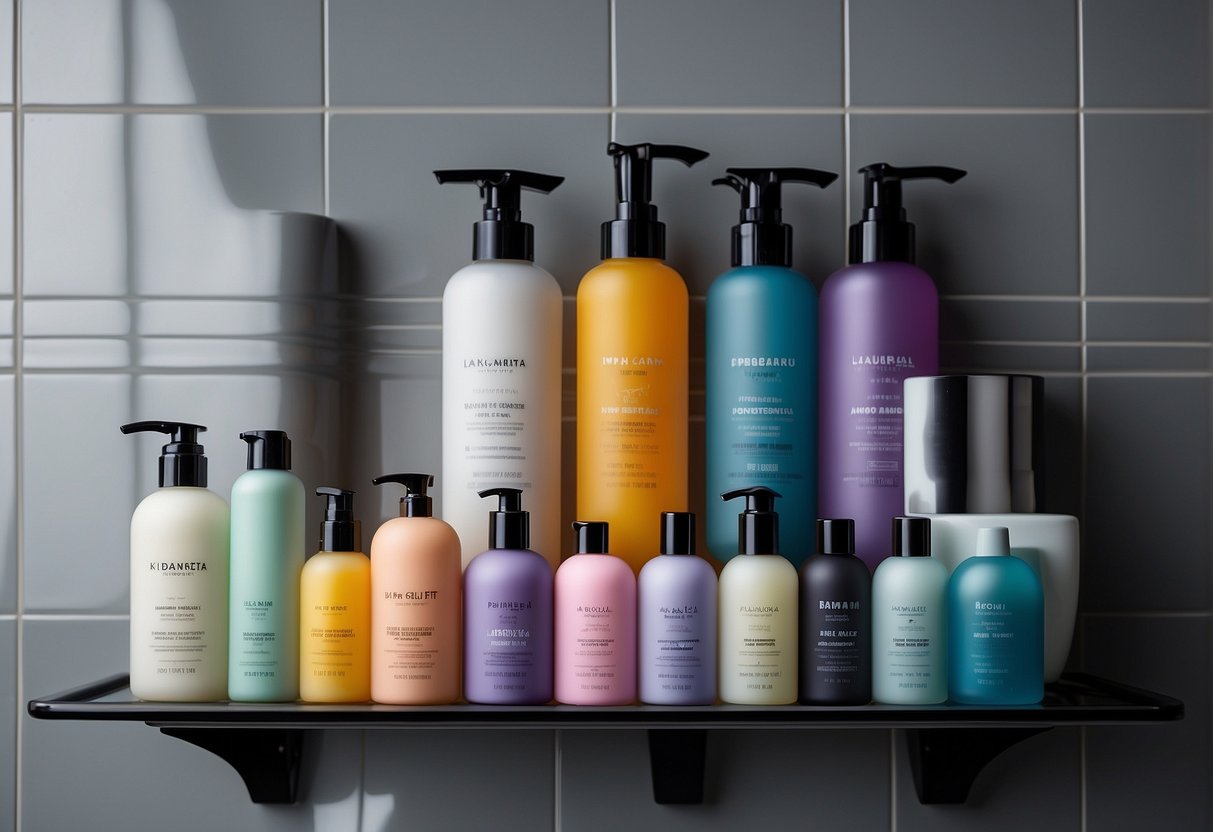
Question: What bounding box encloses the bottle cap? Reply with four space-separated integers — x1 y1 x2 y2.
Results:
660 511 696 555
712 167 836 267
480 487 530 550
120 420 208 487
903 374 1046 514
816 518 855 555
572 520 609 554
892 516 931 557
240 429 291 471
975 526 1011 557
848 163 966 264
317 486 361 552
372 473 435 518
602 142 709 259
721 486 781 555
434 169 564 261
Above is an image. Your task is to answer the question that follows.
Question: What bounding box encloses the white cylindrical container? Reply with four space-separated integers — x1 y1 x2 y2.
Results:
438 169 564 571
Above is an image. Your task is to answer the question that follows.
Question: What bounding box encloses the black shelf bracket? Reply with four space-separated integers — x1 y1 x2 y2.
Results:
158 726 304 804
648 729 707 804
905 726 1053 804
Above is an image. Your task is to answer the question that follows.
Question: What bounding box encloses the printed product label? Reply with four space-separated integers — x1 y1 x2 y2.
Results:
652 604 703 692
457 358 533 491
883 604 935 690
840 354 919 489
966 601 1016 689
235 598 279 679
812 600 862 685
572 603 618 692
479 600 537 692
723 356 801 486
597 354 666 491
145 566 211 675
308 603 355 678
383 589 440 681
735 603 784 692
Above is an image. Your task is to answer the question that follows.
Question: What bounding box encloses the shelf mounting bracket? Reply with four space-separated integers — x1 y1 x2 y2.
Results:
158 726 304 805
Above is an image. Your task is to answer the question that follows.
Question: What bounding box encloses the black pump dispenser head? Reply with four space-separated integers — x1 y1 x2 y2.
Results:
849 163 966 265
721 486 781 555
480 487 530 550
660 511 696 556
372 473 435 518
713 167 837 267
434 169 564 261
317 486 362 552
240 429 291 471
572 520 609 555
602 142 710 259
120 420 208 487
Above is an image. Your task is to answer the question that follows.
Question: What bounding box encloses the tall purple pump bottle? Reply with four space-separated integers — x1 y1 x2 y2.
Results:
819 164 966 571
463 487 554 704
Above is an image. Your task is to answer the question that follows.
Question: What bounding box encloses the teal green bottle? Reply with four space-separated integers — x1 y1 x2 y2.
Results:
706 167 836 566
947 526 1044 704
229 430 306 701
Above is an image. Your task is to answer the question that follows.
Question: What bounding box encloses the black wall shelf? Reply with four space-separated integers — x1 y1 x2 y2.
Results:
28 672 1182 807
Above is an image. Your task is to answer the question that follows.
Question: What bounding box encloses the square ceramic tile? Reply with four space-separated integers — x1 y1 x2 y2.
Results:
1087 300 1211 343
0 115 11 297
0 619 13 832
938 344 1082 375
849 115 1079 296
0 376 13 614
940 298 1080 344
615 0 842 107
1083 0 1209 108
559 728 889 830
1083 616 1210 830
849 0 1077 106
24 113 323 297
1083 377 1210 612
329 113 609 298
0 0 11 105
329 0 608 106
22 0 321 105
893 728 1080 830
612 113 846 295
1086 346 1211 373
361 730 555 831
1085 115 1209 298
1040 376 1082 520
22 619 363 830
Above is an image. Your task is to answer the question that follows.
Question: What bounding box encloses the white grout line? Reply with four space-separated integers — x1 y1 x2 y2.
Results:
607 0 616 142
553 730 562 832
842 0 852 266
322 0 330 217
12 0 24 826
20 614 131 621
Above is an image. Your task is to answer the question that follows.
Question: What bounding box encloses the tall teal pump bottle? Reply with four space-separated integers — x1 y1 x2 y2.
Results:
706 167 837 566
229 430 306 701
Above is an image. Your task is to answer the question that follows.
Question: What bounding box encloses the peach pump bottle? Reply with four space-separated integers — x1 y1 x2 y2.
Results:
576 141 709 573
370 473 462 704
300 487 371 703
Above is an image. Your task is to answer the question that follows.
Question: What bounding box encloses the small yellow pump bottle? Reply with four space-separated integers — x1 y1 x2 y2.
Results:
299 487 371 703
576 142 709 573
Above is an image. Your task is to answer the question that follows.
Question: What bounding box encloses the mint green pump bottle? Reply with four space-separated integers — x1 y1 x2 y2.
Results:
229 430 306 701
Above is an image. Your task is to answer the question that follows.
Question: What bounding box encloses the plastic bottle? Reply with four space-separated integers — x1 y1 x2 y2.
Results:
369 473 462 705
300 487 371 703
947 526 1044 704
576 141 709 573
799 518 871 705
818 163 966 571
637 511 717 705
121 421 229 702
463 487 554 704
717 487 798 704
437 169 564 571
228 429 306 702
554 521 637 705
706 166 836 566
871 516 948 704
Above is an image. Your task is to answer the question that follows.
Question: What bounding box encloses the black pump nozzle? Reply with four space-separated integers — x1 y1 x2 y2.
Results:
713 166 837 267
434 169 564 261
240 429 292 471
372 472 435 518
602 142 710 259
721 486 781 556
317 486 362 552
849 162 966 264
120 420 208 487
572 520 609 555
479 486 530 550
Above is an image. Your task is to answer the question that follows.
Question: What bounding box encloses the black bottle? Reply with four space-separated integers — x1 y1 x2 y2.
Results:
799 518 872 704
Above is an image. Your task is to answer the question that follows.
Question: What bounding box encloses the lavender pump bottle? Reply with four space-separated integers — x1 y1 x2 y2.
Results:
463 487 554 704
818 163 966 571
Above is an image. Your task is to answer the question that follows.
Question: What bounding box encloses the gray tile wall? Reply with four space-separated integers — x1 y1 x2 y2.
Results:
4 1 1209 830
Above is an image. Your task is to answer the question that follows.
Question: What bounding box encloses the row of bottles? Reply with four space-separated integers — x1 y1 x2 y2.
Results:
438 142 967 581
122 422 1041 707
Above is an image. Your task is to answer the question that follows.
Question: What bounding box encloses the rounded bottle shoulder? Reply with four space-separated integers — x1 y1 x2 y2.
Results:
556 552 635 581
578 258 687 292
874 555 949 580
821 261 936 297
444 260 562 298
231 468 305 496
370 516 460 552
720 553 799 580
134 487 228 520
950 555 1041 591
303 550 370 574
639 554 718 583
465 547 554 579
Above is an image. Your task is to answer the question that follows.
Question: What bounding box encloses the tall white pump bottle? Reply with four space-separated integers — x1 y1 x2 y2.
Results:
438 169 564 570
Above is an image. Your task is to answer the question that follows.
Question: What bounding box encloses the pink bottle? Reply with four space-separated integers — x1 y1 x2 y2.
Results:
555 521 636 704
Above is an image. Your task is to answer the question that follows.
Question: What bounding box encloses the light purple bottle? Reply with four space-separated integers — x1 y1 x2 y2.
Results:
819 163 966 572
463 487 553 704
638 512 717 704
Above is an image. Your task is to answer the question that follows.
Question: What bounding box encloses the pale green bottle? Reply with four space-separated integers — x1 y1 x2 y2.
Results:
229 430 306 701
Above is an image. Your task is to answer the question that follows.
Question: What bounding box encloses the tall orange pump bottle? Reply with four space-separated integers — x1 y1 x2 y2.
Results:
576 142 709 573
